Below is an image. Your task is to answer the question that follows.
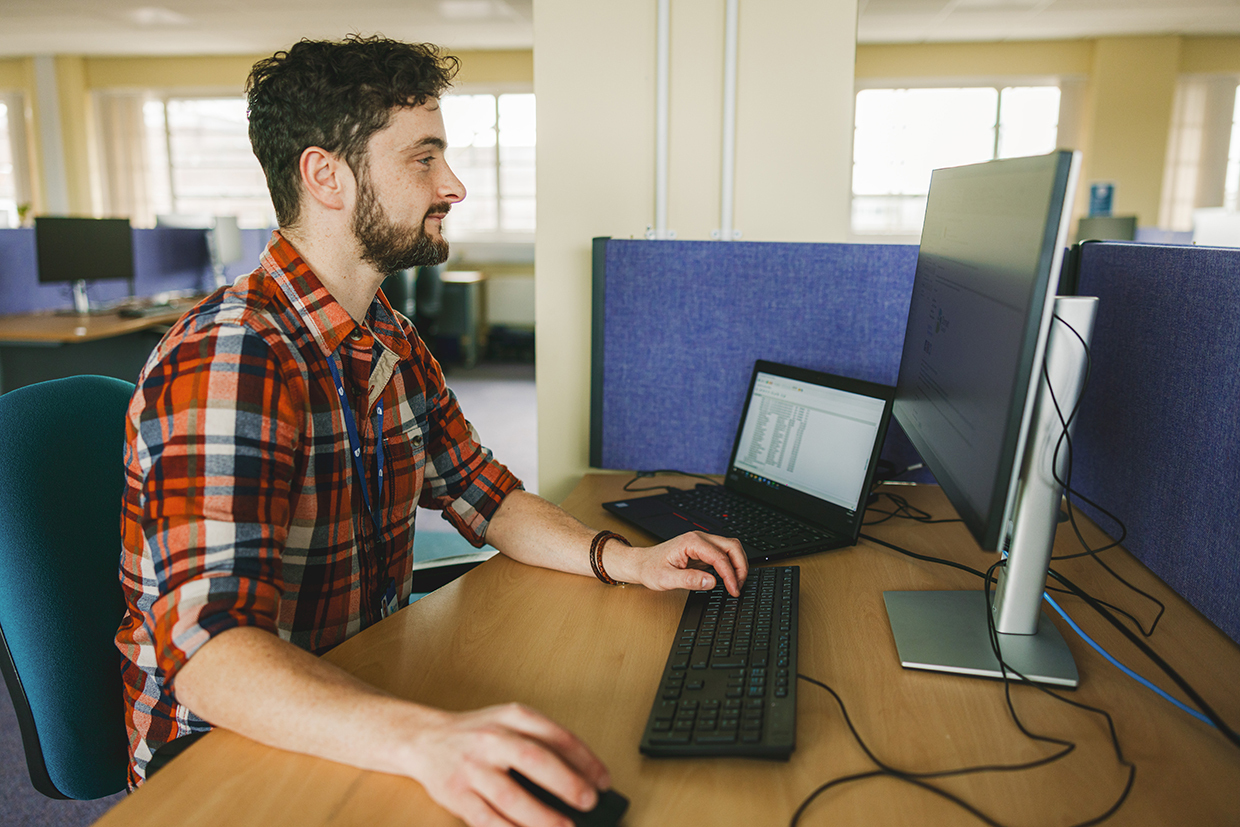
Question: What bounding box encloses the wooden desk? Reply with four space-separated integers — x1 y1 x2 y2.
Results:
0 304 190 393
93 475 1240 826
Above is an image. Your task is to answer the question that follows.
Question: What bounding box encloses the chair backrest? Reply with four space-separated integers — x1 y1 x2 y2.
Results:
0 375 135 799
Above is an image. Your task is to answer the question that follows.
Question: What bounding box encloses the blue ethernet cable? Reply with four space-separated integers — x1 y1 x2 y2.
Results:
1042 591 1214 728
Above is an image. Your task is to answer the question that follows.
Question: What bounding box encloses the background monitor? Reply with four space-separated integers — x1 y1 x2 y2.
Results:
156 213 244 287
1191 208 1240 247
1076 214 1136 243
34 216 134 314
34 216 134 284
884 150 1090 686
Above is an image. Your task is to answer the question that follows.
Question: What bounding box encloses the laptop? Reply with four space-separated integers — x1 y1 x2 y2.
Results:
603 360 894 563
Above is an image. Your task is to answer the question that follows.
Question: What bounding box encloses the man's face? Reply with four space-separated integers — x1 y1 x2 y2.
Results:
351 101 465 275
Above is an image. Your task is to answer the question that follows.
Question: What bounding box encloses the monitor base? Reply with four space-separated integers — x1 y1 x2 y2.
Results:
884 590 1079 688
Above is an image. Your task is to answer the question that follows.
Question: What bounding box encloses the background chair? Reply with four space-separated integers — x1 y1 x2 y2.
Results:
0 375 135 799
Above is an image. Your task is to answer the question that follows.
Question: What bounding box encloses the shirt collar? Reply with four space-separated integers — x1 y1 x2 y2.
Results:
258 230 413 363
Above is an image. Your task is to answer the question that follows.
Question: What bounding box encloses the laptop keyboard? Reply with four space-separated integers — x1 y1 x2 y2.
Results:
639 565 798 759
661 486 831 555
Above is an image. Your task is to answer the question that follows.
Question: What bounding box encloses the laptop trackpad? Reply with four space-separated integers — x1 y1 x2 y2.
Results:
641 512 702 540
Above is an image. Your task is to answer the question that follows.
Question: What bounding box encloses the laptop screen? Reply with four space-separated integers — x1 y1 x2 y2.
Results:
726 361 894 532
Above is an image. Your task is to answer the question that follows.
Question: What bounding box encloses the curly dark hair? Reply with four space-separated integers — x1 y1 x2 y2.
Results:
246 34 459 228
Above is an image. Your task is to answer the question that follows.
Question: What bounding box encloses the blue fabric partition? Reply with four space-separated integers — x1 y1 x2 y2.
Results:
1072 241 1240 644
591 238 921 475
0 227 269 316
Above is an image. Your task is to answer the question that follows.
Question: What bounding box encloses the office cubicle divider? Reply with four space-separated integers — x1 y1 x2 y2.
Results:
1071 241 1240 645
0 227 270 317
590 237 923 476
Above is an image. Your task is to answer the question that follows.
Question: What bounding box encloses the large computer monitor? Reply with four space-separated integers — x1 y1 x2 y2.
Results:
883 150 1095 687
34 216 135 315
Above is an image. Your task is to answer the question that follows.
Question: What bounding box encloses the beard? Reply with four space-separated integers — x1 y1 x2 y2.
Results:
352 168 451 276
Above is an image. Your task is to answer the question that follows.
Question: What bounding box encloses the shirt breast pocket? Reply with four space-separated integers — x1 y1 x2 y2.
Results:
385 414 428 524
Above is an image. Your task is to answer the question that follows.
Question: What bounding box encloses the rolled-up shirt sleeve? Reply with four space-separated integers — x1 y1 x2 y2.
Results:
412 333 522 546
124 322 300 688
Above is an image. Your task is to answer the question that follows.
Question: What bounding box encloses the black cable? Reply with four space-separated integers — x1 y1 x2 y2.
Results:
1046 567 1240 751
621 468 722 493
863 491 962 526
1040 315 1166 636
793 596 1136 827
860 532 1151 634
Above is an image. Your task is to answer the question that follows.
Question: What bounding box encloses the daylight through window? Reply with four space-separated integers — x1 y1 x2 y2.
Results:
852 85 1061 237
441 92 536 238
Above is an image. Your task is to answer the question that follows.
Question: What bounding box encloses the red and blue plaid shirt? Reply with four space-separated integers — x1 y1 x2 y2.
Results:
117 232 521 787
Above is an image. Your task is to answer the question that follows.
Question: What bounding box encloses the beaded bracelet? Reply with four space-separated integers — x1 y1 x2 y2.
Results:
589 530 631 585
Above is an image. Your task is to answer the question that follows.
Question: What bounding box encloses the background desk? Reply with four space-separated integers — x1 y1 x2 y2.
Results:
92 476 1240 826
0 305 187 394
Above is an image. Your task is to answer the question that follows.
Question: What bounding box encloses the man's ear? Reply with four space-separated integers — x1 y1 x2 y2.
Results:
298 146 352 212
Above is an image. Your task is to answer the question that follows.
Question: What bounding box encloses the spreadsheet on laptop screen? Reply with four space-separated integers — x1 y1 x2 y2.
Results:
733 372 887 510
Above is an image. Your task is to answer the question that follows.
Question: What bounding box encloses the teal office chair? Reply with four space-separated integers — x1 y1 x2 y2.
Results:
0 375 135 799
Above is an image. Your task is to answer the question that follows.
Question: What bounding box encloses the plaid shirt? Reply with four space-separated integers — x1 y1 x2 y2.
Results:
117 232 521 787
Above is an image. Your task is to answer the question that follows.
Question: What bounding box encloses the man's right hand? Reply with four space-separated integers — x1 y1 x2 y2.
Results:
401 702 611 827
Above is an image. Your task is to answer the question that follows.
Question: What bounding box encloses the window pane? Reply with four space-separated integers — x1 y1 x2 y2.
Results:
165 98 272 227
852 85 1060 236
998 86 1061 159
442 92 538 237
143 99 173 219
443 93 499 234
498 94 536 231
853 87 998 199
1226 86 1240 211
0 101 16 227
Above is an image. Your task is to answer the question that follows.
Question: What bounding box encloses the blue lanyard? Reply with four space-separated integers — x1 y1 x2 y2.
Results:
326 353 384 532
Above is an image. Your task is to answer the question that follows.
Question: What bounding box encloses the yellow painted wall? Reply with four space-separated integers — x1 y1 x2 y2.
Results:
0 58 28 89
1181 37 1240 74
1082 37 1182 225
856 40 1094 80
55 57 93 214
79 48 530 92
84 55 259 90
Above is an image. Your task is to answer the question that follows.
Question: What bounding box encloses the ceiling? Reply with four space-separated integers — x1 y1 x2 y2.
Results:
0 0 1236 57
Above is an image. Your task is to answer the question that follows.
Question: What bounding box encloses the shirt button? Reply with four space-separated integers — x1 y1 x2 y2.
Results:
412 435 423 446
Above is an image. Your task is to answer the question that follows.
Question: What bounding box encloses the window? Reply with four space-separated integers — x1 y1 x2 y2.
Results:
1225 87 1240 212
851 85 1061 238
0 99 17 227
145 97 273 227
0 94 30 228
441 92 536 238
96 92 273 228
96 90 537 235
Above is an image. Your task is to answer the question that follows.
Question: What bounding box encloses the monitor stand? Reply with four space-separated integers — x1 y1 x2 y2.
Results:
884 296 1099 688
71 279 92 315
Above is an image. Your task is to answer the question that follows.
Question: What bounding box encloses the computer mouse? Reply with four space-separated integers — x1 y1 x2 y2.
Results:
509 769 630 827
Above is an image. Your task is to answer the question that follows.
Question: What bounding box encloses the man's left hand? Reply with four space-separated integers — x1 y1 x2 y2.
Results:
619 531 748 596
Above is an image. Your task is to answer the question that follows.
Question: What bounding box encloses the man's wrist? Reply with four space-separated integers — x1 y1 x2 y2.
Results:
597 538 643 586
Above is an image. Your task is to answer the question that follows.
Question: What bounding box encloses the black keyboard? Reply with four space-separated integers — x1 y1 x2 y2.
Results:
639 566 798 759
661 486 830 556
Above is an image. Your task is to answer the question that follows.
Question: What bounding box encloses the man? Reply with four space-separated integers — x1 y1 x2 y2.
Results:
117 34 747 827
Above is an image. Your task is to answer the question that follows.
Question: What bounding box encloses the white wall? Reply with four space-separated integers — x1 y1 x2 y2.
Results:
533 0 859 503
